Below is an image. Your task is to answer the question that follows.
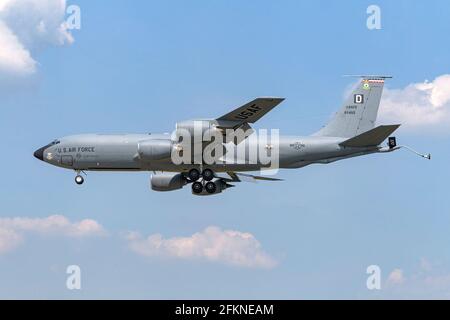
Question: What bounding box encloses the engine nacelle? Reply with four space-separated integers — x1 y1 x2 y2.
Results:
175 119 251 145
138 139 174 161
151 173 187 192
175 120 215 138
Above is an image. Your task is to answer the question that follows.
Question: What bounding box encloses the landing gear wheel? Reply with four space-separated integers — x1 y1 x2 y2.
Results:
192 182 203 194
75 175 84 185
202 169 214 181
205 181 217 194
188 169 200 181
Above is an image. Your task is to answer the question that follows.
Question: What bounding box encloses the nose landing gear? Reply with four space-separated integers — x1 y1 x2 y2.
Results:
74 171 86 185
75 175 84 185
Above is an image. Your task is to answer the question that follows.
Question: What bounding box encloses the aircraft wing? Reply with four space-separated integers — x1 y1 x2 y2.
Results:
217 98 284 125
214 97 284 144
224 172 284 183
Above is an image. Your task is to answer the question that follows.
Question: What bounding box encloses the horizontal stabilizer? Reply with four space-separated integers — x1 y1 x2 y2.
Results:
339 125 401 148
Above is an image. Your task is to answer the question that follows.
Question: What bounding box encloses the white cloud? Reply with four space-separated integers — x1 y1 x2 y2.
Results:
379 74 450 128
420 257 433 272
0 0 73 78
386 268 405 286
0 215 106 254
0 226 23 253
125 226 278 269
382 260 450 298
0 20 35 76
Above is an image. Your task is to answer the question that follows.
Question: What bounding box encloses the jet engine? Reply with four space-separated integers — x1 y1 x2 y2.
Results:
151 173 187 192
175 120 217 138
138 139 174 161
175 119 253 145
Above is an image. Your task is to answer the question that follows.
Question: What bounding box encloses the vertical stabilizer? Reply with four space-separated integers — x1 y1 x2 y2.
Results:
315 76 390 138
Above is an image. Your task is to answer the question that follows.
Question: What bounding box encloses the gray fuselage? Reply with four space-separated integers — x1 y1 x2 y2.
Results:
34 133 379 173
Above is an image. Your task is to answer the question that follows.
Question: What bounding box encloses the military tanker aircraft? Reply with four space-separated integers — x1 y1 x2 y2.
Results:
34 76 430 196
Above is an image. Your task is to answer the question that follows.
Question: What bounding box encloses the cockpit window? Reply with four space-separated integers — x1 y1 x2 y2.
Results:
51 140 60 146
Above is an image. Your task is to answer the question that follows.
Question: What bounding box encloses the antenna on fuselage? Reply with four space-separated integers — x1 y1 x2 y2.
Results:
342 75 393 79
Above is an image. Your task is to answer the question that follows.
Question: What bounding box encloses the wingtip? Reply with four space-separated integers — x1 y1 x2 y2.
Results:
260 97 285 102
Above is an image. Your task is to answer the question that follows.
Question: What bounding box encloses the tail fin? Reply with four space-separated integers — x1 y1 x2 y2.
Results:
315 76 391 138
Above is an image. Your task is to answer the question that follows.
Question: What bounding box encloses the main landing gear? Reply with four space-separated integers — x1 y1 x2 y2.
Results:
192 181 203 194
188 169 217 194
192 181 217 195
188 169 215 182
188 168 201 182
202 169 214 181
204 181 217 193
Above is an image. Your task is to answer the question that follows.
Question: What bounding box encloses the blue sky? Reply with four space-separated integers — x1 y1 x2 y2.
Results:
0 0 449 299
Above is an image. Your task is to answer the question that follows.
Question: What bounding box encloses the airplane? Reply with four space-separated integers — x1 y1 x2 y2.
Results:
34 76 430 196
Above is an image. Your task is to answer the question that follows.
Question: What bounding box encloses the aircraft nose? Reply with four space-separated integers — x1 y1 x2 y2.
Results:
33 146 46 161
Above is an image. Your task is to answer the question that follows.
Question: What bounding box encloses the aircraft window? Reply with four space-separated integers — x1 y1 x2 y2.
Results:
51 140 60 145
